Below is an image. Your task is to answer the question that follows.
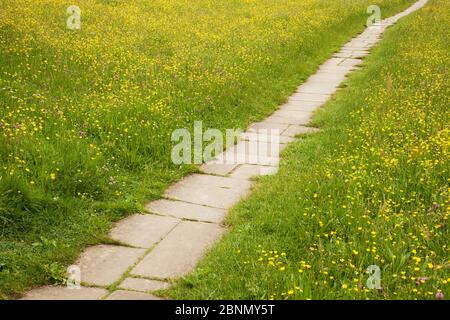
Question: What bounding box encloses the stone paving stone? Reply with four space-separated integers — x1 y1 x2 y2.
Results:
109 214 179 248
218 137 283 165
132 221 224 279
297 84 338 95
240 130 294 144
305 76 346 86
280 100 323 112
282 125 320 137
229 164 278 180
333 51 353 58
119 277 170 292
302 74 344 86
320 57 345 67
317 65 354 74
272 109 313 121
220 153 279 167
146 199 226 223
219 140 286 165
350 51 370 58
339 58 363 68
199 162 238 176
289 92 330 102
107 290 163 300
248 121 289 132
264 113 311 125
246 139 286 155
21 286 108 300
76 245 146 286
164 174 252 209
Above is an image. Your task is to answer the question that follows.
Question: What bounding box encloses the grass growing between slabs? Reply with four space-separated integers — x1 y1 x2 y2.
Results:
168 0 449 300
0 0 416 298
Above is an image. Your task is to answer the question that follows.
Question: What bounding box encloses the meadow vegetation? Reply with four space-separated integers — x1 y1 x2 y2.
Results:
0 0 418 298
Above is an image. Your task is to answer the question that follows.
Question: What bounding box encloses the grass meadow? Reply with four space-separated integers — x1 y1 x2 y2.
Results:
167 0 449 300
0 0 439 299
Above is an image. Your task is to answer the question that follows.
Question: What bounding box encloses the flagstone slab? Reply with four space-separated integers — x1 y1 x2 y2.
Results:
317 65 354 74
333 51 353 58
307 72 347 82
217 140 285 167
240 130 294 144
235 139 286 156
320 57 345 67
145 199 226 223
289 92 330 102
282 125 320 137
199 162 238 176
119 277 170 292
164 174 252 209
230 164 278 180
297 84 338 95
264 114 311 125
109 214 179 248
339 58 363 68
132 221 224 279
280 100 324 112
302 75 344 86
76 245 146 287
248 122 289 132
272 109 314 120
21 286 108 300
107 290 163 300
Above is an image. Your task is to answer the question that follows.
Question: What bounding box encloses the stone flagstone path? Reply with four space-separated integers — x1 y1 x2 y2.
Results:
22 0 428 300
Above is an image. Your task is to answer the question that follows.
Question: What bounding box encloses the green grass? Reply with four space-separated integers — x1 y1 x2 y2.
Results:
0 0 416 299
167 0 449 300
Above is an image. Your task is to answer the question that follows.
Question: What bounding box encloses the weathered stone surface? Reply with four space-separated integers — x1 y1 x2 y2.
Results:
282 125 320 137
272 109 314 121
297 84 338 95
230 164 278 180
289 92 330 102
333 51 353 58
317 65 354 74
218 140 284 167
164 174 251 209
264 113 311 125
248 122 289 132
240 130 294 144
109 214 179 248
301 74 344 87
335 50 369 59
320 57 345 67
146 199 226 223
119 277 170 292
132 221 224 279
339 58 363 68
21 286 108 300
107 290 163 300
306 73 347 83
199 162 238 176
76 245 145 286
280 100 323 112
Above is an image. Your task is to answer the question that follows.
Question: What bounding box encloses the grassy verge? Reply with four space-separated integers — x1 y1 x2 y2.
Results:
0 0 415 298
167 0 449 300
